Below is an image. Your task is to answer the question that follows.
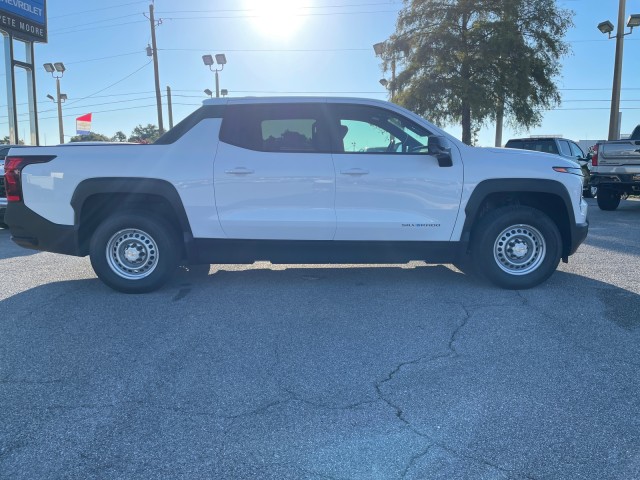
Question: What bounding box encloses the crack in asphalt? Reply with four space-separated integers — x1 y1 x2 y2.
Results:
280 385 379 411
375 303 537 480
401 444 434 479
222 400 290 421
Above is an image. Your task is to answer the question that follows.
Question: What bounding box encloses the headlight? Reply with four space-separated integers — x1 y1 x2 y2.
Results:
553 166 583 176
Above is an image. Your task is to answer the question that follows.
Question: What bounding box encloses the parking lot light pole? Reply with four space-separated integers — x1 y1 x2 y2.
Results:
202 54 227 98
598 1 640 140
44 62 66 144
373 42 395 102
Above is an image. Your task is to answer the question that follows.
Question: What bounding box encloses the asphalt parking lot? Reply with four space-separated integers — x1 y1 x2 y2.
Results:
1 198 639 480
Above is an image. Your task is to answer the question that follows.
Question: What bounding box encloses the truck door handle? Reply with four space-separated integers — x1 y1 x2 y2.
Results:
225 167 255 175
340 168 369 175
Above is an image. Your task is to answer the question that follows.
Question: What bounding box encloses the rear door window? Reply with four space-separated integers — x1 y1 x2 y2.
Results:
219 103 331 153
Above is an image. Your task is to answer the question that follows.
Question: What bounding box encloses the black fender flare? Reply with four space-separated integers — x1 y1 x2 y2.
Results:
461 178 575 253
70 177 193 236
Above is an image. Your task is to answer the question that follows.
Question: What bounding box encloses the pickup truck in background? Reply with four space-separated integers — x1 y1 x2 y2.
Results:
590 125 640 210
4 97 588 293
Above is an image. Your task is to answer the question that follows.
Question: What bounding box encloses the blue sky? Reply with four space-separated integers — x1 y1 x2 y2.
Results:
1 0 639 146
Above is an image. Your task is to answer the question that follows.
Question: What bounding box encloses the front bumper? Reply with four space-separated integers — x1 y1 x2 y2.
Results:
5 202 81 256
569 221 589 257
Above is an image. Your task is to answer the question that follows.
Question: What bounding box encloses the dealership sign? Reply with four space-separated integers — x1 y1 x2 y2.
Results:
0 0 47 43
76 113 92 136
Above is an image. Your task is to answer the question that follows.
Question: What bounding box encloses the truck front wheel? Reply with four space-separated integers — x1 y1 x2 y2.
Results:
89 212 180 293
472 206 562 289
596 188 621 211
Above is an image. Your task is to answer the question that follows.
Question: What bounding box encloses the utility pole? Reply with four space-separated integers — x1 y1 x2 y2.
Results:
166 86 173 129
608 0 626 141
148 2 164 133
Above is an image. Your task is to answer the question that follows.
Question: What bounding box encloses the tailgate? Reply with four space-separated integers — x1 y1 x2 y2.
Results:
599 140 640 166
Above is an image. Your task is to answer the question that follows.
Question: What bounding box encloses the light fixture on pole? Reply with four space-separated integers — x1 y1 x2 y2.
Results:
204 88 213 97
372 42 385 56
202 53 227 98
373 41 395 101
597 1 640 140
220 89 228 97
44 62 66 144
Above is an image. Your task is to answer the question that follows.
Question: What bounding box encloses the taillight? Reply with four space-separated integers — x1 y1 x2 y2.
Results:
591 144 598 166
4 155 56 202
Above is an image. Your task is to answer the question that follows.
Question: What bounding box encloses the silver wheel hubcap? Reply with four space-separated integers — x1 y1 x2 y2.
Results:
493 224 546 275
106 228 159 280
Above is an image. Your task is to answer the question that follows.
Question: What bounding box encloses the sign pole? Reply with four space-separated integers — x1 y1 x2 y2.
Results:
2 33 17 144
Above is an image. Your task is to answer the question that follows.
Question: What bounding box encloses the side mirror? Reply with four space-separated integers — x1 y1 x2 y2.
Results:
427 135 453 167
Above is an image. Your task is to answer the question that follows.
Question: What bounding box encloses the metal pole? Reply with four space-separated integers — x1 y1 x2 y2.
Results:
390 57 396 102
149 3 164 133
215 69 220 98
56 76 64 143
608 0 626 140
166 85 173 129
28 41 39 145
6 34 18 144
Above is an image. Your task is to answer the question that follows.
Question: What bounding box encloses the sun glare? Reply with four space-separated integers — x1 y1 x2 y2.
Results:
245 0 310 38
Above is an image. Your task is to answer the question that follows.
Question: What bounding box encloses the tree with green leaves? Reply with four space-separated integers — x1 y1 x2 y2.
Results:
128 124 161 144
381 0 572 145
111 131 128 142
0 136 24 145
69 132 111 142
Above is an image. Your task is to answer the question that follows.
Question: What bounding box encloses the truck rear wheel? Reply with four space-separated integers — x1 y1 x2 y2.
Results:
471 206 562 289
596 189 621 211
89 212 180 293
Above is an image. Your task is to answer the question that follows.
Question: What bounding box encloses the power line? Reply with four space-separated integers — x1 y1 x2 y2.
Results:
52 13 141 32
156 2 402 14
40 96 161 115
162 10 399 21
65 51 143 65
64 61 152 107
559 88 640 91
50 20 147 37
49 8 399 35
159 47 371 53
49 1 148 19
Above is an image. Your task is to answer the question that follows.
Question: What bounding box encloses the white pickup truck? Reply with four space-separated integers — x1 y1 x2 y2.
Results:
4 97 588 293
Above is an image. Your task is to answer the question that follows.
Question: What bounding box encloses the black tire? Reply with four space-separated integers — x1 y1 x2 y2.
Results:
596 189 621 211
471 206 562 290
89 212 181 293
